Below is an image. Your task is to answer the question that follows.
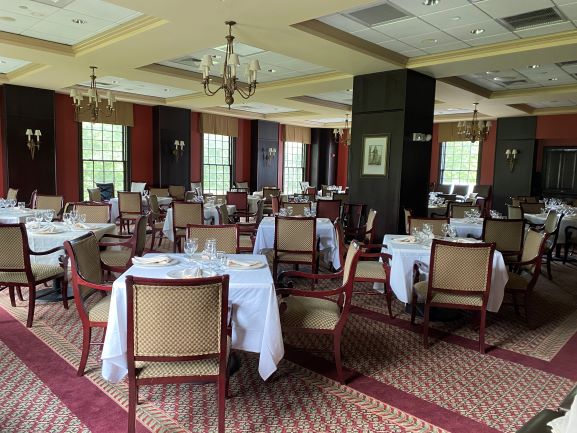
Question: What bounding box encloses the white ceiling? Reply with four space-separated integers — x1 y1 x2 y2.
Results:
0 55 30 73
308 90 353 106
224 102 299 114
77 75 195 98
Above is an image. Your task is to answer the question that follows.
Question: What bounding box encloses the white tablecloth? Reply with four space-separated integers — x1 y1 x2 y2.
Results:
450 218 484 238
162 205 238 242
524 213 577 243
109 197 172 223
27 223 116 265
101 253 284 382
253 217 341 269
383 234 508 312
0 208 49 224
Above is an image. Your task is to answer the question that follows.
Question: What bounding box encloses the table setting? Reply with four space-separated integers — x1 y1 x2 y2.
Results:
162 203 238 242
524 199 577 243
449 209 484 238
109 194 173 222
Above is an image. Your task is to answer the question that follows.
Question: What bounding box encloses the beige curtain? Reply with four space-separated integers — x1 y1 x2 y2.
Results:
437 122 461 142
284 125 311 144
75 99 134 126
201 113 238 137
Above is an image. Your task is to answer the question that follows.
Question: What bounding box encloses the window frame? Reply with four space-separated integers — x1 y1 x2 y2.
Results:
438 140 482 186
201 133 235 195
282 141 307 195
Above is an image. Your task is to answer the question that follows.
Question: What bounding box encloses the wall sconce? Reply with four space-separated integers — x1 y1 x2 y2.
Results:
505 148 519 172
25 129 41 159
262 147 277 165
173 140 185 161
411 132 432 142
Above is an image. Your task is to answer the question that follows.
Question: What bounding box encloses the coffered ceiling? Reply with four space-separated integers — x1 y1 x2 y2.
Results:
2 0 577 128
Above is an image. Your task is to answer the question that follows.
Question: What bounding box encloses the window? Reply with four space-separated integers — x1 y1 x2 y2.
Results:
440 140 480 185
283 142 306 195
203 133 232 195
81 122 127 200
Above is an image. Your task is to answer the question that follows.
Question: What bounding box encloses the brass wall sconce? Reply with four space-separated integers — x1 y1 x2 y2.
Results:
173 140 185 161
25 129 41 159
263 147 277 165
505 148 519 172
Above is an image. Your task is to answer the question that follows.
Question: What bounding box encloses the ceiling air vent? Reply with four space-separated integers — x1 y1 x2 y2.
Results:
500 7 565 31
347 3 409 27
173 56 201 67
501 79 528 86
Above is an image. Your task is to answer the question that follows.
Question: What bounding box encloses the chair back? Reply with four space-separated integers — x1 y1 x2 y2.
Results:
403 208 412 234
186 224 239 254
235 181 249 192
130 182 147 193
190 182 202 195
126 275 229 362
275 217 316 254
299 181 310 192
507 205 523 219
332 192 349 204
169 185 185 200
344 203 366 230
436 184 452 194
429 240 494 299
482 218 524 255
544 210 560 235
473 185 492 199
63 233 104 318
408 217 449 236
6 188 18 201
262 187 280 202
118 191 142 215
271 195 280 214
341 241 361 288
149 187 169 197
316 200 341 221
520 229 548 273
96 183 115 200
226 191 248 213
184 191 196 202
74 203 111 223
452 185 469 196
450 204 481 218
321 185 331 197
87 188 102 202
0 224 31 282
35 195 64 215
173 202 204 229
305 186 316 195
133 216 148 257
519 196 538 203
521 202 543 215
438 193 457 202
282 202 311 216
253 200 264 225
148 194 161 216
364 208 377 243
217 204 230 224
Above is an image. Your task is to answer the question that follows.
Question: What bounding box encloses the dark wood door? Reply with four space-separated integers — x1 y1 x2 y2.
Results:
542 148 577 196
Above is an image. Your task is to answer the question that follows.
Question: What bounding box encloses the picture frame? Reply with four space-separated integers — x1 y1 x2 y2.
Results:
361 134 390 177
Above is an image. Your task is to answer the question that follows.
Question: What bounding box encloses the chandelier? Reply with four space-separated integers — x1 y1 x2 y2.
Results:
333 114 351 146
457 103 490 142
199 21 260 108
69 66 116 122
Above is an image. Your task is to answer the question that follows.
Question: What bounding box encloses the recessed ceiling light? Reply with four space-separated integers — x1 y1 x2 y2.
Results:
0 60 6 64
71 18 87 24
0 16 16 22
422 0 439 5
549 77 558 81
111 80 119 84
163 88 170 92
267 69 276 73
422 38 438 45
451 16 462 21
346 89 352 92
528 64 541 69
470 28 485 35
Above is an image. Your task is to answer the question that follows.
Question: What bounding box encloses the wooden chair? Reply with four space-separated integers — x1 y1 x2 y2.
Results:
271 195 280 215
452 184 469 197
507 204 523 219
96 182 115 200
63 233 112 376
262 187 280 215
521 202 543 215
482 218 524 263
403 208 412 234
0 224 65 327
408 216 449 236
519 196 539 203
169 185 186 200
190 182 203 195
34 194 64 217
435 184 452 194
149 187 170 197
87 188 102 202
99 216 147 274
343 203 366 240
505 229 549 327
332 192 349 204
276 241 361 383
273 216 318 281
126 275 231 433
118 191 143 234
6 188 18 201
186 224 239 254
130 182 147 193
73 202 111 223
234 181 249 192
172 202 204 252
237 200 263 253
226 191 249 222
563 225 577 264
281 201 311 216
316 199 341 222
147 195 167 250
305 186 316 196
527 210 562 279
410 239 496 353
347 208 377 244
450 203 482 218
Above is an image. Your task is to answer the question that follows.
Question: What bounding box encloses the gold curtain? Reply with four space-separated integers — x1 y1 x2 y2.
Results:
74 99 134 126
200 113 239 137
437 122 461 142
284 125 311 144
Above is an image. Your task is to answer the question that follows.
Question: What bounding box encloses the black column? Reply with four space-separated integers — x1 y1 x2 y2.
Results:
250 120 279 191
310 128 337 188
349 70 435 237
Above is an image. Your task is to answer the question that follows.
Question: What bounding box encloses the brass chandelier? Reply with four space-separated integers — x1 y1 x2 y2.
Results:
69 66 115 122
333 114 351 147
457 103 490 142
199 21 260 108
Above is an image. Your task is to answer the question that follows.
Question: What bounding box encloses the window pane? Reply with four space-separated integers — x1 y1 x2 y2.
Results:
283 142 306 195
440 140 479 189
203 133 232 195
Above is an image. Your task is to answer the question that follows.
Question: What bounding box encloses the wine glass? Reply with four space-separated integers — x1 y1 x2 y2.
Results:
43 210 54 223
441 223 450 238
184 238 198 262
18 202 25 211
448 226 458 238
422 224 433 239
34 210 43 224
286 206 293 216
216 251 226 273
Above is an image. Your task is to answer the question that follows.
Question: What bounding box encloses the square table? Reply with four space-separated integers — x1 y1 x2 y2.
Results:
101 253 284 383
162 205 237 242
383 234 508 312
252 217 341 269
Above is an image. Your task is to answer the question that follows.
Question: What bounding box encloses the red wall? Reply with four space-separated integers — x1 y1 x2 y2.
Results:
535 114 577 171
130 104 153 185
429 124 440 184
235 119 251 182
0 87 5 197
335 129 349 187
190 112 202 183
55 93 80 203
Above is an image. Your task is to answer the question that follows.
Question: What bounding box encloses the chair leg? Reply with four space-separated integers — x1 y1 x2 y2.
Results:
423 303 430 348
77 327 92 376
512 293 520 316
385 287 393 318
478 309 486 354
410 293 418 325
16 286 24 301
61 278 69 310
26 284 36 328
546 251 553 280
149 229 156 251
128 379 137 433
8 286 16 307
333 333 344 384
217 375 226 433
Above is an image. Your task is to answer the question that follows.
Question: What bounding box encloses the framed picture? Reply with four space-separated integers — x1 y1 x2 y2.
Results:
361 134 390 177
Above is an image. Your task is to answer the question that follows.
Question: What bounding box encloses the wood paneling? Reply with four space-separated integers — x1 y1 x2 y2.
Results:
541 148 577 197
250 120 279 191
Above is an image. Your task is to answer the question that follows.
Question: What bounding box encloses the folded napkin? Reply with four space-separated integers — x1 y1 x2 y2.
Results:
34 225 57 233
226 258 261 267
132 255 172 265
394 236 416 243
179 267 202 278
73 223 90 229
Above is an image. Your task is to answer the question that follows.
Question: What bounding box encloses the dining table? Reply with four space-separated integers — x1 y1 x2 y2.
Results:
252 216 341 269
449 217 484 238
524 212 577 244
109 196 173 223
101 253 284 383
162 205 237 242
0 207 50 224
382 234 509 312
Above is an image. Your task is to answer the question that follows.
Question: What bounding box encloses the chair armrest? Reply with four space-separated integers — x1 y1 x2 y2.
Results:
29 245 64 256
100 233 132 240
430 212 446 218
98 239 132 248
76 277 112 292
277 287 344 298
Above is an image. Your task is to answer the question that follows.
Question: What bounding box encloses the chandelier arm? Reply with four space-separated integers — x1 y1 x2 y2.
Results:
203 81 225 96
235 84 256 99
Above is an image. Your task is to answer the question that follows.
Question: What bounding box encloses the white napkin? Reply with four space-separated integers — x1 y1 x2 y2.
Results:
394 236 417 243
548 396 577 433
34 225 57 233
179 267 202 278
226 258 261 267
74 223 90 229
132 255 172 265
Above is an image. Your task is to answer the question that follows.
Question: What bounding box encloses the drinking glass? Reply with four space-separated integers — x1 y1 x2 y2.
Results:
78 214 86 224
422 224 433 239
43 210 54 222
216 251 226 273
286 206 293 216
34 210 43 224
0 199 5 208
184 238 198 262
25 216 35 227
448 226 458 238
441 223 450 238
17 202 25 211
304 208 311 217
63 212 71 227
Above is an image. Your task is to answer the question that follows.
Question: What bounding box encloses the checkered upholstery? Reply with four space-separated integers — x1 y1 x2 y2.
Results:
505 272 529 290
342 242 360 285
520 230 546 273
119 192 142 215
149 188 169 197
0 264 64 285
132 283 223 357
87 188 101 202
75 204 110 223
281 296 341 330
36 195 63 214
186 225 238 254
100 250 131 267
263 187 280 202
68 233 103 299
276 218 315 252
355 261 386 280
169 185 185 200
88 296 110 322
238 235 253 248
277 252 312 262
409 218 448 236
148 195 161 216
521 203 543 215
507 205 523 219
282 202 310 216
483 219 524 253
135 358 220 378
404 208 411 234
544 210 559 234
173 202 203 228
413 280 483 306
450 205 480 218
7 188 18 201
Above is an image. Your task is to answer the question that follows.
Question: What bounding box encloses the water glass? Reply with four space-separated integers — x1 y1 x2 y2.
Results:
304 208 311 217
25 216 35 227
448 226 458 238
34 210 43 224
184 238 198 262
0 199 5 208
17 202 25 210
441 223 450 237
422 224 433 239
216 251 227 272
286 206 294 216
43 210 54 222
279 208 287 217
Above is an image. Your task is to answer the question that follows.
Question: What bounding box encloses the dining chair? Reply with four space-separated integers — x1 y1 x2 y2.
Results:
316 200 341 222
263 187 280 215
149 187 170 197
519 196 539 204
63 233 112 376
172 202 204 252
450 204 482 218
452 184 469 197
410 239 495 353
271 195 280 215
507 205 523 219
234 181 249 192
504 229 549 327
96 182 115 200
521 202 544 215
343 203 367 240
35 194 64 218
408 217 449 236
73 202 111 223
6 188 18 201
125 275 231 433
99 216 147 274
118 191 143 234
435 184 452 194
281 201 311 216
186 224 239 254
0 223 66 327
147 195 167 250
273 216 318 281
226 191 249 222
332 192 349 204
169 185 186 200
540 211 563 279
87 188 102 202
190 182 203 195
299 181 310 192
130 182 147 193
482 218 524 263
276 241 361 383
237 200 264 253
305 186 316 196
403 208 412 234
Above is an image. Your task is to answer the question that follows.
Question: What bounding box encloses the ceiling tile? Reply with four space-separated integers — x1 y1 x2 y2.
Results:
388 0 471 17
377 39 421 53
0 55 31 74
63 0 140 22
557 3 577 19
351 28 391 44
373 17 439 39
318 14 366 33
402 48 429 57
0 10 40 33
399 30 461 47
465 32 519 46
419 5 493 29
515 21 576 37
443 19 510 40
226 102 299 114
552 0 577 5
420 41 471 54
474 0 557 19
0 1 59 19
78 76 194 98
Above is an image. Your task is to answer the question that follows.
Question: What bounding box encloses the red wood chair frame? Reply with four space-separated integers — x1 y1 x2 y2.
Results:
273 216 318 281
